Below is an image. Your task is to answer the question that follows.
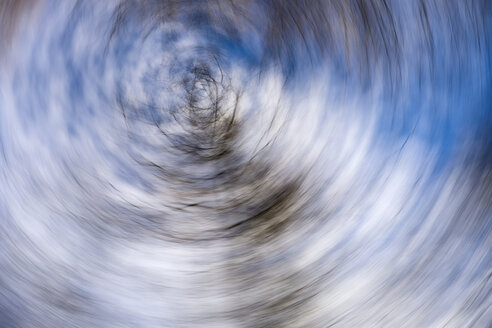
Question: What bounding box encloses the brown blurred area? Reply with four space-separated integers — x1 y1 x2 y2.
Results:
0 0 39 56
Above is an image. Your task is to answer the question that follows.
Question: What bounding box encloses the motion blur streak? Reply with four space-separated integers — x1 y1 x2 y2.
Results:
0 0 491 327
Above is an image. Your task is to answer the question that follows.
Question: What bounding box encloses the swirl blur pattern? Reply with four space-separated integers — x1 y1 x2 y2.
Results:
1 1 492 327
